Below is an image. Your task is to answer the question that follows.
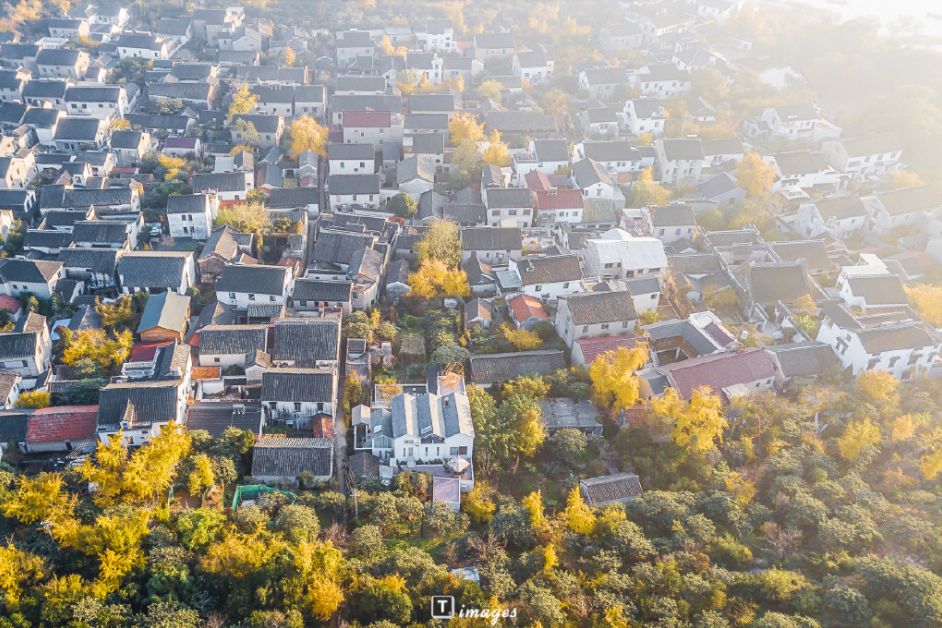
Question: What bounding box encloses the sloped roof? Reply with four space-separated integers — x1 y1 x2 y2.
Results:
137 291 189 335
251 436 333 478
215 264 288 296
97 380 181 426
658 348 777 399
516 254 582 285
460 226 521 251
186 401 263 436
765 342 839 379
563 289 637 325
747 262 810 306
26 405 98 444
580 472 642 507
199 324 268 355
261 368 335 402
469 349 566 385
272 318 341 367
118 252 191 290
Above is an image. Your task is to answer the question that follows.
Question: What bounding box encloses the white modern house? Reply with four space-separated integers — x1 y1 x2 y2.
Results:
582 229 669 280
817 304 941 380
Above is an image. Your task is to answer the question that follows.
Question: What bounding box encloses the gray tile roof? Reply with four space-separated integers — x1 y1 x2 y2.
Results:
516 254 582 285
191 172 249 194
747 262 810 306
846 274 908 306
469 349 566 385
0 258 61 283
327 173 381 195
118 252 192 290
563 289 637 325
485 187 532 209
460 226 521 251
72 220 128 244
272 318 341 367
166 194 210 215
215 264 288 296
261 368 335 403
312 229 374 266
572 158 612 188
199 324 269 356
251 436 333 478
580 472 642 507
0 328 40 361
856 322 937 354
291 278 352 302
97 380 181 426
765 341 839 379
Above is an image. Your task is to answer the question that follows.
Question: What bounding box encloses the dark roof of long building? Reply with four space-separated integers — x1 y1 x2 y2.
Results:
251 436 333 478
261 368 335 402
199 324 268 355
469 349 566 385
272 318 340 367
215 264 288 295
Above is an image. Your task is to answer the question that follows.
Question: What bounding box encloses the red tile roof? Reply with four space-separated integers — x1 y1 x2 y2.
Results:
0 295 20 313
343 111 391 128
535 188 584 211
26 405 98 443
658 349 777 400
507 294 548 324
575 335 644 365
524 170 552 191
129 341 170 362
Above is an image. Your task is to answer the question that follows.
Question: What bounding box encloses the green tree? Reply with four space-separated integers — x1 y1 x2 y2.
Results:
386 192 418 218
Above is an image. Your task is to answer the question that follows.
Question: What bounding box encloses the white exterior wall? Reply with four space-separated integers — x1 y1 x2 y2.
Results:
168 211 212 240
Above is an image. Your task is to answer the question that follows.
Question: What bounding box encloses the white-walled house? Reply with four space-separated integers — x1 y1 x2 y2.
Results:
622 98 668 137
191 171 254 202
743 104 841 143
823 133 902 182
506 254 584 302
0 259 63 300
512 50 554 85
166 193 218 240
117 252 196 295
261 368 337 429
197 324 269 369
327 143 374 174
796 195 869 239
817 304 941 380
643 204 697 244
554 289 638 348
0 313 51 379
215 264 293 308
483 187 534 228
583 229 669 280
355 390 474 469
864 186 941 236
63 85 128 119
655 137 705 185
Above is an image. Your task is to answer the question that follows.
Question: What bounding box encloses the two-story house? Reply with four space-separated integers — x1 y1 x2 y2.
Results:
583 229 669 280
817 304 941 379
215 263 293 308
555 289 638 348
166 193 218 240
261 368 337 429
